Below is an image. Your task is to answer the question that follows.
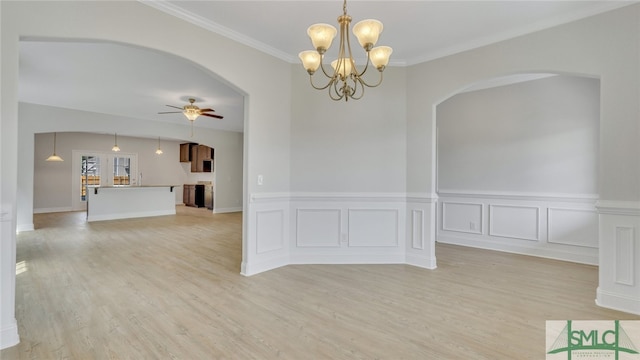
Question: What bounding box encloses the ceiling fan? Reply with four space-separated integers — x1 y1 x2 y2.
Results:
158 98 224 120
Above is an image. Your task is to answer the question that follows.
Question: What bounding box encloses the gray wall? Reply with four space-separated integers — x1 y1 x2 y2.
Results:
406 5 640 202
437 75 599 195
290 66 407 193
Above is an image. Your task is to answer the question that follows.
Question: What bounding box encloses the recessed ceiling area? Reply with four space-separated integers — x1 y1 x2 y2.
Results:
19 40 245 133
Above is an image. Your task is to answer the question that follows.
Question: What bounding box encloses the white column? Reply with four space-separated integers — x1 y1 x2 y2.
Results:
596 201 640 315
0 204 19 349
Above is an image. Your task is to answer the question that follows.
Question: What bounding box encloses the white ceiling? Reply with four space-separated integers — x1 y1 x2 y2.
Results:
18 0 635 135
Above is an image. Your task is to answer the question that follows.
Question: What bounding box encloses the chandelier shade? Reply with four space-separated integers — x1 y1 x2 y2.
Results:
307 23 337 53
352 19 383 50
370 46 393 70
299 0 392 101
299 51 322 74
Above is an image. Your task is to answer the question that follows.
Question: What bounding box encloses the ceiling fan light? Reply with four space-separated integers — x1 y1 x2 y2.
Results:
183 109 199 121
353 19 383 50
307 23 337 53
299 51 322 74
370 46 393 70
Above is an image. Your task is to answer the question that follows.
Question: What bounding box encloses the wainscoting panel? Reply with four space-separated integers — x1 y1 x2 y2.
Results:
296 209 341 247
442 202 483 234
411 209 425 250
489 205 540 241
596 202 640 315
614 226 635 286
437 191 599 265
348 209 399 247
289 194 407 264
256 209 285 254
548 208 598 248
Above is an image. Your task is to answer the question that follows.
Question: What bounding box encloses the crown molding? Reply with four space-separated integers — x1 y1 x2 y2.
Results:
139 0 296 63
404 1 635 66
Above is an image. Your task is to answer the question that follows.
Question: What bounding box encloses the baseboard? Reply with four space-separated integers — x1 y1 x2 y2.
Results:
87 209 176 222
290 253 405 265
33 206 74 214
0 320 19 350
437 234 598 265
213 207 242 214
406 253 437 270
16 223 34 232
240 254 289 276
596 287 640 315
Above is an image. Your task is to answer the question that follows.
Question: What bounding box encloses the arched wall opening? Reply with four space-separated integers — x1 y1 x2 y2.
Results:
17 39 247 233
3 0 296 349
432 72 601 265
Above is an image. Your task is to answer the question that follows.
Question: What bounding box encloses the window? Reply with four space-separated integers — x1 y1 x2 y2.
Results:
112 156 131 185
81 155 100 201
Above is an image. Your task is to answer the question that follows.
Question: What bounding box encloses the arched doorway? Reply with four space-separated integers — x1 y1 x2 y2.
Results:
434 73 600 264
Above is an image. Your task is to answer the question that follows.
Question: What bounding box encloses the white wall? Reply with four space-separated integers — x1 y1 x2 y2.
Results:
290 66 407 193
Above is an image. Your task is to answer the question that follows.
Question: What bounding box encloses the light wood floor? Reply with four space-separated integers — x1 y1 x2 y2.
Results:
2 206 637 359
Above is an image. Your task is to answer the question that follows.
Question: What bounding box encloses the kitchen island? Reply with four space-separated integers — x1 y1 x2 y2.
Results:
86 185 179 222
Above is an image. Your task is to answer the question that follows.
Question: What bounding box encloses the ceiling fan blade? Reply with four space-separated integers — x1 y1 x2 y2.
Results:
165 105 184 110
198 108 214 113
158 111 182 114
200 113 224 119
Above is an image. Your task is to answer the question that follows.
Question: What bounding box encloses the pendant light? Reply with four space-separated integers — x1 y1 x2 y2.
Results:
46 132 64 162
112 133 121 152
155 137 163 155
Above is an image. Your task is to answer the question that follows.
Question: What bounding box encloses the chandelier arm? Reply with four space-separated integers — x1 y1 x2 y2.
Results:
355 51 372 78
329 80 345 101
349 76 365 101
309 74 335 91
357 69 384 88
318 59 335 79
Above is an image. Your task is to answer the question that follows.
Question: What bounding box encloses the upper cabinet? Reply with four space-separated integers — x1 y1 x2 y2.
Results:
181 143 214 172
179 143 195 163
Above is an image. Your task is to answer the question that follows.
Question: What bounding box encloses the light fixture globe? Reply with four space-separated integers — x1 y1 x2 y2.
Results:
370 46 393 70
353 19 383 50
307 23 337 54
183 105 200 121
331 58 353 79
299 0 392 101
299 51 322 74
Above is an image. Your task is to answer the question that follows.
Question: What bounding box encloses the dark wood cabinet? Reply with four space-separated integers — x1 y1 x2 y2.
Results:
183 143 214 173
183 184 204 207
180 143 195 163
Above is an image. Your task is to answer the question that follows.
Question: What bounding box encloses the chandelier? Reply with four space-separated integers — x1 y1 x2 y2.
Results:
299 0 392 101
